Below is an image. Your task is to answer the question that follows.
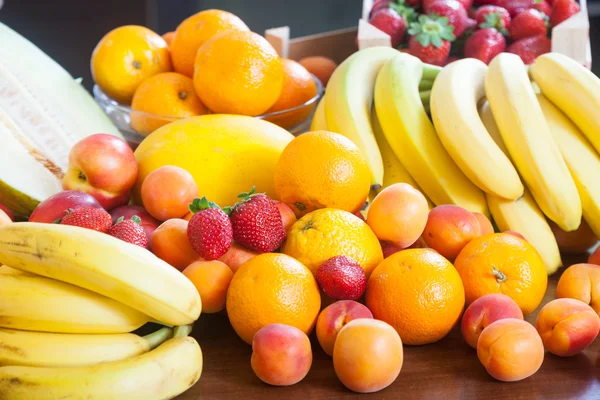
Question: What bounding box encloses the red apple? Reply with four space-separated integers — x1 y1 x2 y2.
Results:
29 190 103 223
109 205 160 248
0 202 14 221
62 134 138 210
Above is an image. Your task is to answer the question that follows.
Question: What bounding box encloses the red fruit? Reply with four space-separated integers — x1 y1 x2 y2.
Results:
187 197 233 260
109 205 160 249
496 0 537 16
29 190 102 223
0 203 14 221
316 256 367 301
353 210 366 222
370 0 391 17
227 187 286 253
464 28 506 64
507 34 551 64
474 0 498 6
369 8 407 47
475 5 511 32
408 15 455 66
60 206 112 232
533 0 552 16
424 0 472 13
444 55 460 65
510 9 548 40
551 0 580 27
426 0 472 37
107 216 148 247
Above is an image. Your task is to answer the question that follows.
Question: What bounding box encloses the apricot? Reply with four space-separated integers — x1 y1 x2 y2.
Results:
333 319 403 393
274 201 297 232
151 219 199 270
218 243 259 273
298 56 337 87
316 300 373 356
183 260 233 313
423 205 481 261
461 294 524 348
504 230 527 241
141 165 199 221
251 324 312 386
588 247 600 266
536 298 600 357
550 220 597 255
556 263 600 315
473 212 494 235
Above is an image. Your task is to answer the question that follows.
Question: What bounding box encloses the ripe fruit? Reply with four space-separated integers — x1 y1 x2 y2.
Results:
298 56 337 86
183 260 233 314
507 34 551 64
29 191 102 223
107 216 148 248
407 15 455 66
368 8 407 47
60 206 112 232
426 0 472 37
496 0 539 16
315 256 367 301
556 263 600 314
551 0 580 27
162 31 174 47
141 165 199 221
366 248 465 345
274 201 297 233
475 5 511 32
534 0 552 15
504 230 527 240
186 197 232 260
589 249 600 266
110 205 160 248
0 203 14 222
473 212 494 235
509 9 548 41
549 220 598 255
218 243 259 273
464 28 506 65
151 219 199 270
316 300 373 356
0 210 11 227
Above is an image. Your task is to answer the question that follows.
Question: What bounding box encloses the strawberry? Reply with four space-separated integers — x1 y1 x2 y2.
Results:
226 187 286 253
369 8 407 47
315 256 367 301
533 0 552 16
551 0 579 27
59 206 112 232
426 0 473 37
187 197 232 260
408 15 455 66
424 0 473 13
509 9 548 40
444 55 461 65
370 0 391 17
496 0 537 16
507 34 551 64
107 216 148 248
475 5 511 33
464 28 506 64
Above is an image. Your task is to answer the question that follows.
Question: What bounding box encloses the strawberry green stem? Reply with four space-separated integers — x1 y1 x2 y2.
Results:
143 326 174 349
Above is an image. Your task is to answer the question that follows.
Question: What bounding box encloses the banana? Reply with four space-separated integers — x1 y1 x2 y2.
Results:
0 336 202 400
0 265 30 275
431 58 523 199
374 53 489 216
310 96 327 131
485 53 581 232
530 53 600 154
0 223 201 326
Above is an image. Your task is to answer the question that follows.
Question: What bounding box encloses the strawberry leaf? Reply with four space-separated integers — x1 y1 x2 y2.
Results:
188 197 220 214
409 14 455 48
116 216 125 224
131 215 141 225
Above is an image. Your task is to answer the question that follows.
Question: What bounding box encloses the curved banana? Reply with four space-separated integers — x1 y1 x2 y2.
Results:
310 97 327 131
0 336 202 400
485 53 581 232
0 223 201 326
0 265 30 275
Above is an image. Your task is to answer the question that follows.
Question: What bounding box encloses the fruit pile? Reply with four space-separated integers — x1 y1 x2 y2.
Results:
367 0 580 65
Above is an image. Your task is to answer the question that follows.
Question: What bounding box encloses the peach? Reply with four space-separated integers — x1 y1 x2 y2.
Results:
251 324 312 386
316 300 373 356
0 210 11 227
152 219 199 270
274 201 296 232
504 230 527 241
536 298 600 357
461 294 524 348
333 318 403 393
473 212 494 235
367 183 429 249
550 220 598 255
423 205 481 261
141 165 198 221
556 263 600 315
183 260 233 313
477 318 544 382
218 243 259 273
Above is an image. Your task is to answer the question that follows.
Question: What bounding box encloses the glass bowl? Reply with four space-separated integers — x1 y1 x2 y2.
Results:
93 75 323 149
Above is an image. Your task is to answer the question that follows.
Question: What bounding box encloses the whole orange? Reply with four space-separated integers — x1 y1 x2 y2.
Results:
170 9 249 77
274 131 371 217
366 248 465 345
131 72 209 136
193 30 283 116
91 25 171 104
454 233 548 316
226 253 321 344
298 56 337 87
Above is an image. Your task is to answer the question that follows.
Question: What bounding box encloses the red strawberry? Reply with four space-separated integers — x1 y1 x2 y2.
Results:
510 9 548 40
426 0 473 37
474 0 498 6
424 0 472 13
316 256 367 300
464 28 506 64
370 0 391 17
369 8 407 47
60 206 112 232
551 0 580 27
507 34 551 64
227 187 286 253
408 15 455 66
187 197 232 260
107 216 148 247
444 55 461 65
496 0 537 16
475 5 511 32
533 0 552 16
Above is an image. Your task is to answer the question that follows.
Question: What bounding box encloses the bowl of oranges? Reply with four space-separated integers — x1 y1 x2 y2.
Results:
90 10 324 147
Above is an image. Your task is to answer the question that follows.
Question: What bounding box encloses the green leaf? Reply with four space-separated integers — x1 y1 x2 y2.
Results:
188 196 219 214
431 34 442 48
116 216 125 224
131 215 141 225
416 32 431 47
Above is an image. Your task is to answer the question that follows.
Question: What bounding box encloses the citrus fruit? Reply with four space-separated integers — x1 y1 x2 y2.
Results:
162 31 175 47
298 56 337 86
274 131 371 217
454 233 548 315
193 30 283 116
170 9 249 77
91 25 171 104
282 208 383 277
226 253 321 344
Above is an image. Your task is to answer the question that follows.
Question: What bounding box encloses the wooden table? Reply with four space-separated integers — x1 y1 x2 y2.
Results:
182 258 600 399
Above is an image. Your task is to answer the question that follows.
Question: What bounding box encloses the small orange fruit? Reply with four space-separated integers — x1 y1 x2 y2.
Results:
298 56 337 86
91 25 171 104
193 30 283 116
183 260 233 314
454 233 548 316
170 9 249 77
130 72 209 136
366 248 465 345
141 165 198 221
151 219 199 270
274 131 371 217
162 31 175 47
226 253 321 344
556 263 600 314
549 219 598 255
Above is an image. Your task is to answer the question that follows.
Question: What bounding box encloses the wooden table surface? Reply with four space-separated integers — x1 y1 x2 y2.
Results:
182 257 600 400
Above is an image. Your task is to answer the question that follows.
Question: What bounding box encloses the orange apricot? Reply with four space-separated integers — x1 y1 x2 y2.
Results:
183 260 233 313
141 165 198 221
316 300 373 356
151 219 199 270
423 205 481 261
550 220 598 255
218 243 259 274
274 201 297 232
473 212 494 235
298 56 337 87
557 263 600 315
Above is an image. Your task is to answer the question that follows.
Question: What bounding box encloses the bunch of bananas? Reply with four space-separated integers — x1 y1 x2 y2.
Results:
0 222 203 399
318 49 600 276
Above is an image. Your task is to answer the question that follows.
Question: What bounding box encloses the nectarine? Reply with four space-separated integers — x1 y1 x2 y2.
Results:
29 190 102 223
141 165 198 221
152 219 199 270
274 201 297 232
423 205 481 261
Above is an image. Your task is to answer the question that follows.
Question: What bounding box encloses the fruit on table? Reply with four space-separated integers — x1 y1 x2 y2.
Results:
274 131 371 217
316 256 367 301
183 260 232 314
366 249 465 345
536 298 600 357
504 230 527 240
475 6 511 32
298 56 337 87
60 206 113 232
251 324 312 386
141 165 199 221
368 8 407 47
91 25 171 104
550 220 598 255
226 253 321 344
333 319 403 393
425 0 472 37
407 15 455 66
464 28 507 65
477 318 544 382
187 197 233 260
110 205 160 248
316 300 373 357
507 34 551 64
556 263 600 315
590 249 600 266
274 201 297 232
218 243 259 274
107 216 149 248
0 223 201 326
133 114 293 209
152 219 199 270
0 202 14 221
454 233 548 315
473 212 494 235
29 190 102 223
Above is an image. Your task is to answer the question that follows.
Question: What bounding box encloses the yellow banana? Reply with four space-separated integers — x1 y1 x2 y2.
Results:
0 223 201 326
310 97 327 131
485 53 581 232
0 265 30 275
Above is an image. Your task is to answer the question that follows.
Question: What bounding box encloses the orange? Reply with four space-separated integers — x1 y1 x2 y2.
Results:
282 208 383 277
298 56 337 87
91 25 171 104
193 30 283 116
170 9 249 77
130 72 209 136
454 233 548 316
274 131 371 217
162 31 175 48
226 253 321 344
365 248 465 345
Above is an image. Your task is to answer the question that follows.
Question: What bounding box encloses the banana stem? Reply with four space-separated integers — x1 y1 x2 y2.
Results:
420 90 431 103
149 319 174 328
174 324 193 338
422 64 442 81
419 80 433 91
143 326 174 350
423 103 431 115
